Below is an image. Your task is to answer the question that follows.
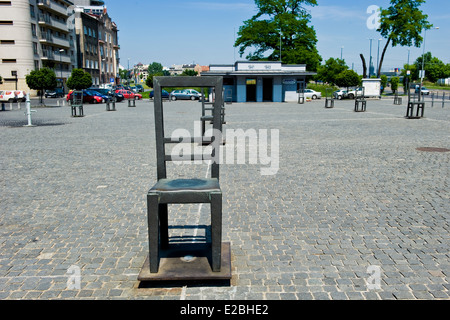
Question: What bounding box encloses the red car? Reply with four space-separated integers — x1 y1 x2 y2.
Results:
66 90 103 104
115 89 142 100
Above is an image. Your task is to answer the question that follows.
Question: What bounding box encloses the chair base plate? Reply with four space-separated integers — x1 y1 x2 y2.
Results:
138 242 231 281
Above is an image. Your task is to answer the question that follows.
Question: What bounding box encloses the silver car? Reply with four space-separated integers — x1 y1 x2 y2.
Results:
170 89 202 101
303 89 321 100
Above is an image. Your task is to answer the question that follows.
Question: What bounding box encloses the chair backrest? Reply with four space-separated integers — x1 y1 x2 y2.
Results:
153 76 223 181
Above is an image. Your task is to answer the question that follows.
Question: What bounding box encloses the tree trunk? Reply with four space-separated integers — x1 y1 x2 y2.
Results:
377 37 391 78
360 54 367 78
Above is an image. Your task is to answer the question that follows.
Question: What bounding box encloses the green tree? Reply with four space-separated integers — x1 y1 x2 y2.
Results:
335 69 360 90
413 52 450 83
380 74 388 93
180 69 198 77
145 72 164 88
315 58 348 85
148 62 163 75
375 0 432 77
66 68 92 91
119 69 129 84
390 76 399 93
26 67 57 103
234 0 322 71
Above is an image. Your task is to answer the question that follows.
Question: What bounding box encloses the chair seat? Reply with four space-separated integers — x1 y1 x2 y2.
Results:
150 178 220 193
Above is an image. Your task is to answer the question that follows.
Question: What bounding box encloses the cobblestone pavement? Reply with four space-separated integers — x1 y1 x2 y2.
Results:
0 97 449 300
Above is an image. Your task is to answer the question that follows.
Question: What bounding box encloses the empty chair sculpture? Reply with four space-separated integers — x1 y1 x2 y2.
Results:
147 76 224 274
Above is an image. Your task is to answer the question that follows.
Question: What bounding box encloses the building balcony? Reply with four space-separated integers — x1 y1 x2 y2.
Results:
41 50 72 64
39 34 70 49
37 0 69 18
38 14 68 33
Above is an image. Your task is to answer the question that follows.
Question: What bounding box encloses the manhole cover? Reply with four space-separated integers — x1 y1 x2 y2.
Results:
416 147 450 153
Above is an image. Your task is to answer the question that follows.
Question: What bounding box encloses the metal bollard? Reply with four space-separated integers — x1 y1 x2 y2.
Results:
1 102 5 111
24 94 37 127
443 92 446 108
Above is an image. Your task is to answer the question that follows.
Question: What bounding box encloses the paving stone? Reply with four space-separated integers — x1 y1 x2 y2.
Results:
0 99 449 300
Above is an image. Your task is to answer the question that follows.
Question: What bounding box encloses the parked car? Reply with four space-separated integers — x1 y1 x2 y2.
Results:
149 90 170 100
169 89 202 101
66 90 103 104
135 84 144 92
333 89 348 100
415 86 430 95
303 89 321 100
87 90 110 103
115 89 142 100
347 87 364 99
45 88 64 98
90 88 124 102
0 90 17 102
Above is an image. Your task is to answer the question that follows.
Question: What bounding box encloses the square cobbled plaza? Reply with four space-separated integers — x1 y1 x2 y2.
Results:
0 97 449 300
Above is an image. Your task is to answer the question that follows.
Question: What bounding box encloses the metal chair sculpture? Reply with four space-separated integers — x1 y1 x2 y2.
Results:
71 90 84 117
147 76 224 275
325 88 334 108
200 87 226 145
354 87 366 112
297 83 305 104
393 92 402 105
406 83 425 119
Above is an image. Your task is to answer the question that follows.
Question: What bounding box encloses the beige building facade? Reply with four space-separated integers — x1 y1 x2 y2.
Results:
0 0 119 94
0 0 75 93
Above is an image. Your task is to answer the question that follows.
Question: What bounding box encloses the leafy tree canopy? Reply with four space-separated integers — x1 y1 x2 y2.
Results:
148 62 163 75
414 52 450 83
26 68 57 91
315 58 348 85
375 0 431 77
66 68 92 90
335 69 360 89
234 0 322 71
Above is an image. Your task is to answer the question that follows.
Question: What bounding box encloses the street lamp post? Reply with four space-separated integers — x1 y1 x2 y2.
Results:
58 49 64 94
420 27 439 85
368 38 374 77
376 38 382 77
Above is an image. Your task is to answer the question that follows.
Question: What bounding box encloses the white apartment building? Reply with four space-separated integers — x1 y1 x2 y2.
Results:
0 0 120 94
0 0 76 92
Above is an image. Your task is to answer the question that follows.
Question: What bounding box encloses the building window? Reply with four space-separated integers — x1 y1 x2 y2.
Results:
33 42 38 54
0 1 12 6
34 60 40 70
0 21 13 25
30 5 35 18
31 24 36 36
0 40 15 44
2 59 17 63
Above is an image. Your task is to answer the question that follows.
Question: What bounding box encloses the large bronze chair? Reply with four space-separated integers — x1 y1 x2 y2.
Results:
147 76 224 273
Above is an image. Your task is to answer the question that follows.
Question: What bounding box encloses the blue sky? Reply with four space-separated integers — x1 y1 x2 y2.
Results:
106 0 450 74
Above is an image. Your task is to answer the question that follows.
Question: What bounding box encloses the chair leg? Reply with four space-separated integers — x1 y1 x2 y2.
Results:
159 204 169 250
147 193 160 273
210 192 222 272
